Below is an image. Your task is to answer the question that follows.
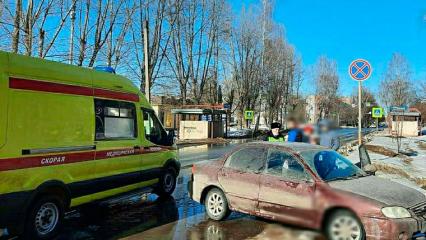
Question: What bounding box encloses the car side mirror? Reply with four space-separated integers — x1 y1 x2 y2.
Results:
359 144 376 175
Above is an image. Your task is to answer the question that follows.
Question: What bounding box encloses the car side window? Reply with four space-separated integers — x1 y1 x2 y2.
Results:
95 99 137 140
266 148 311 182
226 147 266 173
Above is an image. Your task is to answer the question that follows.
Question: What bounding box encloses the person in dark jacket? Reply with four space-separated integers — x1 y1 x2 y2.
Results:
264 122 285 142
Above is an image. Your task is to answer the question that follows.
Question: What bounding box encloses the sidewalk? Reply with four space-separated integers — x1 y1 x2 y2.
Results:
347 131 426 190
176 138 231 147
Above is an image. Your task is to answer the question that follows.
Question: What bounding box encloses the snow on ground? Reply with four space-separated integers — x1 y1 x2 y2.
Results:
347 132 426 189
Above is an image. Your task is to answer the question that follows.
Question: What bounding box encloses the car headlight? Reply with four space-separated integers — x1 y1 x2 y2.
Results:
381 207 411 219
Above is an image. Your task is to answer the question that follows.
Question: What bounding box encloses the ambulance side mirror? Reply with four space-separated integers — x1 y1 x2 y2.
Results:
166 129 176 146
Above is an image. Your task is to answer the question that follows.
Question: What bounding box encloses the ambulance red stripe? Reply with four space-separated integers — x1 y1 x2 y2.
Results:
0 147 168 172
9 77 139 102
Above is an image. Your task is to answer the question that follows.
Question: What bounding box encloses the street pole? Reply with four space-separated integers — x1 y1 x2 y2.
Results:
376 118 379 132
350 59 371 144
143 20 150 102
358 81 362 145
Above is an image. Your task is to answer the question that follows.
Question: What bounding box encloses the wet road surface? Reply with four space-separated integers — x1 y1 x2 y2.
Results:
51 129 375 240
53 169 324 240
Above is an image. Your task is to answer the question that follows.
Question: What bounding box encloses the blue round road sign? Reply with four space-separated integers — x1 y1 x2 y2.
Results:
349 59 371 81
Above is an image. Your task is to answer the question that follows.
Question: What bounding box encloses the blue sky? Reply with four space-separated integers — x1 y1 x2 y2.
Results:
230 0 426 97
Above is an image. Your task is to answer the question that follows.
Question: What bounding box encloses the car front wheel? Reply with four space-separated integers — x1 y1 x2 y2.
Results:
205 188 230 221
325 209 366 240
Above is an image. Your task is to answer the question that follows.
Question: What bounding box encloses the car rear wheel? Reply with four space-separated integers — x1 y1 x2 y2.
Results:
325 209 366 240
23 195 65 240
205 188 230 221
155 167 177 197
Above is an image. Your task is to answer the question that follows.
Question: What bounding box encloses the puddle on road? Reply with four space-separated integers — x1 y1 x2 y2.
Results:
57 171 322 240
122 214 323 240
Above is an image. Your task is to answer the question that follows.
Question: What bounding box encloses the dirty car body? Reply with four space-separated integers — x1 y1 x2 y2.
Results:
189 142 426 240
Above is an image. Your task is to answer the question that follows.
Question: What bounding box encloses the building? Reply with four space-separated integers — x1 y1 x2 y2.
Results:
151 95 180 129
389 108 422 137
151 95 229 139
171 108 228 140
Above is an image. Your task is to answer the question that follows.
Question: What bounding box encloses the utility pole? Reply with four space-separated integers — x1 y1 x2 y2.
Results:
257 0 269 131
143 20 150 102
69 0 76 64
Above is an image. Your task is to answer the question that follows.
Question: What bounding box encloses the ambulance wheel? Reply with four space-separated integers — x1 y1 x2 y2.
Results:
155 167 177 197
23 195 65 240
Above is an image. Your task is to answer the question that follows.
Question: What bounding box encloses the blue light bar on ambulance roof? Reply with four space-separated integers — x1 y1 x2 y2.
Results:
93 66 116 74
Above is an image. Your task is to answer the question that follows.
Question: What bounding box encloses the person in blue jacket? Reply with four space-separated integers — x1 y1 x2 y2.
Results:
286 117 304 142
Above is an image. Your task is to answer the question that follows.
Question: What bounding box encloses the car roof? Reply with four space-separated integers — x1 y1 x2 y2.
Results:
243 141 329 153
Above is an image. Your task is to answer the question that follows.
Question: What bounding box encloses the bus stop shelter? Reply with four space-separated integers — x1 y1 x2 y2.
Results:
171 108 229 140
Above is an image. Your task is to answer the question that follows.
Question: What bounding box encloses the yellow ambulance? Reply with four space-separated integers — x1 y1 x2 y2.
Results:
0 51 179 239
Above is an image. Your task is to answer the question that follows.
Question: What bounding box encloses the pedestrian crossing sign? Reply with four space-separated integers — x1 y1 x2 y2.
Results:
372 107 383 118
244 110 254 120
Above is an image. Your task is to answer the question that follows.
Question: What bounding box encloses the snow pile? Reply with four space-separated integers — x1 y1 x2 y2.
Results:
347 134 426 189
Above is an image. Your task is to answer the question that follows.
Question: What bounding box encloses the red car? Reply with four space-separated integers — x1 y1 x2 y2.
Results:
188 142 426 240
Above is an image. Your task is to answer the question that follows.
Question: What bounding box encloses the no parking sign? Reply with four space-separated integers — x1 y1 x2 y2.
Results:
349 59 372 144
349 59 372 81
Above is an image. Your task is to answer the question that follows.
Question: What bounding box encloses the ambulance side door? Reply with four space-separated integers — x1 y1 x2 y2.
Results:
140 108 170 170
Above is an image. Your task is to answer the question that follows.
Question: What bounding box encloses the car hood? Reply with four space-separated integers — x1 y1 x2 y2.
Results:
328 176 426 208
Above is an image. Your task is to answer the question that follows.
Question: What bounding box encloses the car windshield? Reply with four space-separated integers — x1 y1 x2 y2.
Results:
299 150 366 181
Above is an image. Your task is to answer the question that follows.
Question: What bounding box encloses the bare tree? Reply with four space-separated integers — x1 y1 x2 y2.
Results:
418 81 426 100
379 53 415 107
12 0 22 53
228 5 262 128
69 0 77 63
165 0 228 104
105 1 136 67
380 53 415 153
314 56 339 120
75 0 125 67
1 0 76 58
127 0 177 95
263 30 296 125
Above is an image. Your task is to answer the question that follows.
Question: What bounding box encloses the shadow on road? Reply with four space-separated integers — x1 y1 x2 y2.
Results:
56 195 179 240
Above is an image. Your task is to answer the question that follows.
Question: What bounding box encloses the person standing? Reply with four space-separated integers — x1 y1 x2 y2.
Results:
286 117 304 142
264 122 285 142
318 122 340 150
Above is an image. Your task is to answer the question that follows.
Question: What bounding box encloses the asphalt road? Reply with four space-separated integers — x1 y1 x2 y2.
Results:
178 128 375 167
52 168 324 240
7 128 374 240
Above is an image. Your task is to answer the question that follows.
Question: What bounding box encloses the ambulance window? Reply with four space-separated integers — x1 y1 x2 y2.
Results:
95 99 137 140
142 109 168 145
